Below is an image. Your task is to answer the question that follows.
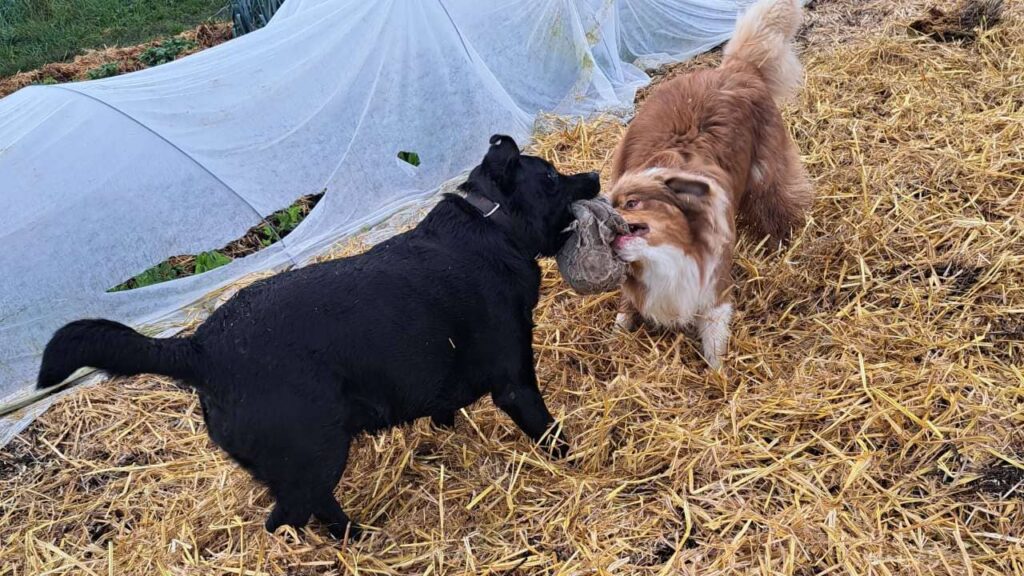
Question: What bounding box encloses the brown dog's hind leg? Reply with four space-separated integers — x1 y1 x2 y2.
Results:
741 138 812 244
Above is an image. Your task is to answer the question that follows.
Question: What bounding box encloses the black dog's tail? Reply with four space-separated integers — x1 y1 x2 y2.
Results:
37 319 203 389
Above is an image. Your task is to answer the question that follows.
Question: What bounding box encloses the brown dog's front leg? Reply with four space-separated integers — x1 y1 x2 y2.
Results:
615 295 642 331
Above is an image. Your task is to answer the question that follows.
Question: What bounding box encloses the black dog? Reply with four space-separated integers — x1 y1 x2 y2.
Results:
37 135 600 540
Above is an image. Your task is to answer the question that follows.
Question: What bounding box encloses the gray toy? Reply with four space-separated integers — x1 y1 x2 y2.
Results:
556 196 629 294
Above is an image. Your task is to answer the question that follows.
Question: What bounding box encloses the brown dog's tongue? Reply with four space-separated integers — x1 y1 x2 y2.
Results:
611 234 630 252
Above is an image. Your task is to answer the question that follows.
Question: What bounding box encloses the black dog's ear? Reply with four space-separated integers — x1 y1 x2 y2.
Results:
482 134 520 184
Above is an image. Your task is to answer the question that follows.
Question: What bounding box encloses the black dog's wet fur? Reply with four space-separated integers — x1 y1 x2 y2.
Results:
37 135 600 540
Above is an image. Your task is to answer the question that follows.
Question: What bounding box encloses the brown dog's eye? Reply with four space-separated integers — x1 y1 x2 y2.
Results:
624 199 639 209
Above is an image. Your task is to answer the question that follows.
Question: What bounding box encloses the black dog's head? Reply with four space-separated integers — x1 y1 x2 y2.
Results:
462 134 600 256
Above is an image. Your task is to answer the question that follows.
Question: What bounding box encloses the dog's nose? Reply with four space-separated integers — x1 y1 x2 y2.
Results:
571 171 601 200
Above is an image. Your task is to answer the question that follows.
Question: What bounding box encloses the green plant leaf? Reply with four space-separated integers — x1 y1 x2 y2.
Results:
397 151 421 167
138 37 197 67
270 204 304 234
86 62 120 79
121 261 179 291
194 250 232 274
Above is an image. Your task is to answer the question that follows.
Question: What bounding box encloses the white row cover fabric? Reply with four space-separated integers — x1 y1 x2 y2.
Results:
0 0 756 445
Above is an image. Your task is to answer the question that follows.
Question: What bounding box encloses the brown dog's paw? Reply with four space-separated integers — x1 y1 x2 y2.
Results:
615 312 640 331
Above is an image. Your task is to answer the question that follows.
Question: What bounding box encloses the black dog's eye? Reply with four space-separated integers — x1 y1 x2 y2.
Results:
624 199 640 209
547 170 558 182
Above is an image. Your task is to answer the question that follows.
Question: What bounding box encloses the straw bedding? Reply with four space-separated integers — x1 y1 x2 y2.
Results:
2 1 1023 574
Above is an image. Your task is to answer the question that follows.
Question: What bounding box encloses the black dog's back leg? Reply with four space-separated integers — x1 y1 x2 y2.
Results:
257 406 354 538
309 434 360 539
315 494 360 540
265 441 355 538
490 350 569 458
266 497 313 534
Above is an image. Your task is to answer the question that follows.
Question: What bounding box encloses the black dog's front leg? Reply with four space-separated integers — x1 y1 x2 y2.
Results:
431 411 456 429
491 359 569 459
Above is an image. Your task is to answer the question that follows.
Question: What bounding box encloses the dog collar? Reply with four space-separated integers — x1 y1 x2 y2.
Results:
464 192 515 230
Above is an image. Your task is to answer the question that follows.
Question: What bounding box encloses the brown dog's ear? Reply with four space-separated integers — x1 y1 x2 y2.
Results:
664 176 709 197
664 175 710 218
482 134 520 185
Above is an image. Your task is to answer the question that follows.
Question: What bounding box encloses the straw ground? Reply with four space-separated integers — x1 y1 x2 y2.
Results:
2 1 1023 574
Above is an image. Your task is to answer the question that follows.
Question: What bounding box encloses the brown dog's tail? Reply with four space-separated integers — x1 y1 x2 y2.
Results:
722 0 803 102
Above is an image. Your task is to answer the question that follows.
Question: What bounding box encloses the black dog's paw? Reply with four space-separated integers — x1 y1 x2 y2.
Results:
327 521 363 542
264 517 284 535
540 426 571 460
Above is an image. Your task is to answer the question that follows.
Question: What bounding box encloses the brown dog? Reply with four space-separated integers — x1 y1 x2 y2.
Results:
608 0 812 368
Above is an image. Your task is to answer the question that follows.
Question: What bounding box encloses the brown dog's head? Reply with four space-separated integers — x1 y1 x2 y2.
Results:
607 168 718 263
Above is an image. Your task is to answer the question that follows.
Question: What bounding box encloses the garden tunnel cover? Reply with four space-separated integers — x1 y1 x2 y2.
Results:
0 0 760 445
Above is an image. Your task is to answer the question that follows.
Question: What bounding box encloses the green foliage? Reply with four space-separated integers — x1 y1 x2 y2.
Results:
272 205 304 234
259 224 277 247
109 250 231 292
138 37 197 67
398 151 421 167
35 76 58 85
85 62 120 79
194 250 232 274
107 195 320 292
231 0 286 36
0 0 227 77
110 262 182 292
258 205 304 246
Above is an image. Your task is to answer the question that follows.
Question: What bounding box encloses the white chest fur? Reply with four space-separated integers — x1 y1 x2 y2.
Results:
634 244 718 329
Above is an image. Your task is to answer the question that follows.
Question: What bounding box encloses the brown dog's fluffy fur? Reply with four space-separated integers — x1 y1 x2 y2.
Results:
608 0 812 368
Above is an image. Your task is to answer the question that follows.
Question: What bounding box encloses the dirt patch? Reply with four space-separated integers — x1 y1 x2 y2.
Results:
971 459 1024 497
910 0 1004 42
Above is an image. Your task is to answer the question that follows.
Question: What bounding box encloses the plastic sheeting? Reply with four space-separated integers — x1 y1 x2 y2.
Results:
0 0 756 445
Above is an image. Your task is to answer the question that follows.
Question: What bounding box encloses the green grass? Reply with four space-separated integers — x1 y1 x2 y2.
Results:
0 0 228 77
